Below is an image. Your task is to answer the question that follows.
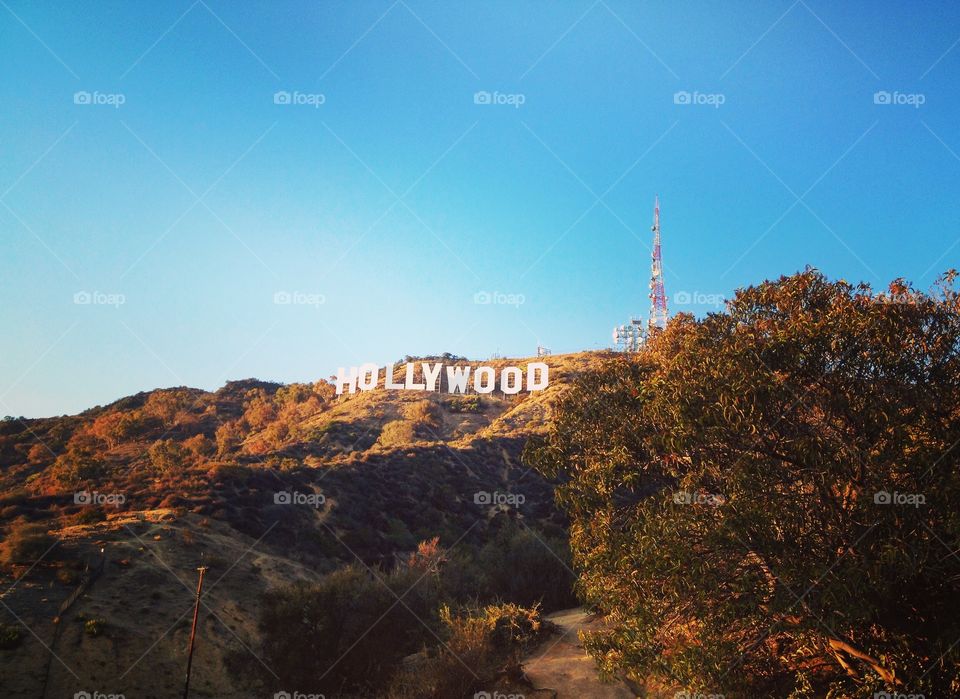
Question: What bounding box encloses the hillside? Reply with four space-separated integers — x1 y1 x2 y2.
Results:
0 352 606 698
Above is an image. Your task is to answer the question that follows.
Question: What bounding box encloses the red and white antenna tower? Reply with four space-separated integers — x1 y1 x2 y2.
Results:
648 196 668 331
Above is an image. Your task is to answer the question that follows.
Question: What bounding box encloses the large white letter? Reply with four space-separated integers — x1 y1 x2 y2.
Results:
446 365 471 394
334 366 358 395
404 362 426 390
422 362 442 391
526 362 549 391
474 366 496 394
385 364 404 390
357 363 379 391
500 367 522 394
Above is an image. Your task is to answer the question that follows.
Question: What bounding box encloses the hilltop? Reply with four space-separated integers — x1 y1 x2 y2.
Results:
0 351 607 697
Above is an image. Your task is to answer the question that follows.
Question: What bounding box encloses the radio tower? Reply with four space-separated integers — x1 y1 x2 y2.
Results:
648 195 668 331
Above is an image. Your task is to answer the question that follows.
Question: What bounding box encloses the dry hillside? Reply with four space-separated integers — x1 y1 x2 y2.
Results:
0 351 609 697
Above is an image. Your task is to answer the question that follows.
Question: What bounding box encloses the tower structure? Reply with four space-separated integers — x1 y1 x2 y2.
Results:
648 196 668 331
612 317 644 352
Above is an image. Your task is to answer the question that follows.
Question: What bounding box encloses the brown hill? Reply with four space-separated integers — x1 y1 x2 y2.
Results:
0 351 608 698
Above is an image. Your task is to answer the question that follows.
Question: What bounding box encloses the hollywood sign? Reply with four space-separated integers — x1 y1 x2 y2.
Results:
335 362 549 395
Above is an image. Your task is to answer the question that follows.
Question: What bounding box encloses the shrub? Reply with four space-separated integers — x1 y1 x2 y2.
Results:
0 623 21 650
71 507 106 526
477 524 576 612
215 420 245 456
378 420 416 447
252 564 439 695
27 443 49 463
446 395 482 413
183 434 215 460
148 439 188 474
387 602 545 698
84 618 106 636
1 520 56 566
49 434 106 487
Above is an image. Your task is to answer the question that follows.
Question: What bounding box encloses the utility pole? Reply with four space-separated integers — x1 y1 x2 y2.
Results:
183 565 208 699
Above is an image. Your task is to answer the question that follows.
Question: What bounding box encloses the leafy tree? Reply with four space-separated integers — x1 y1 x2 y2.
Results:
215 419 245 456
148 439 188 474
183 434 215 460
50 433 106 487
144 389 196 425
525 269 960 696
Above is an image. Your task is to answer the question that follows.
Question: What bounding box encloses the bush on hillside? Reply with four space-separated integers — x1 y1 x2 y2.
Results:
1 519 56 567
386 602 545 699
476 523 577 611
252 564 441 695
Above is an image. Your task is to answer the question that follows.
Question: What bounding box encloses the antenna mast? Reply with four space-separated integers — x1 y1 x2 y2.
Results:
649 196 668 331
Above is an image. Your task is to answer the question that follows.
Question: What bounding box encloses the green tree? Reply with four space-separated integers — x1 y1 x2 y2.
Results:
525 269 960 696
148 439 187 474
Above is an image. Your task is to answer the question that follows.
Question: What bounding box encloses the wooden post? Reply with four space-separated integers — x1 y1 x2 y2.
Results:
183 566 207 699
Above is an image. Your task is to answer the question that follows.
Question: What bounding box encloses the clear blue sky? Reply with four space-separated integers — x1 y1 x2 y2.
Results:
1 0 958 417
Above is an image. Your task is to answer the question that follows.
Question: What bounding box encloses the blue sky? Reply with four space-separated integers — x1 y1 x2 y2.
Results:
1 0 958 417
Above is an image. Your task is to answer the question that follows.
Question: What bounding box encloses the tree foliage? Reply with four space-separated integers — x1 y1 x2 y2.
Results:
524 269 960 696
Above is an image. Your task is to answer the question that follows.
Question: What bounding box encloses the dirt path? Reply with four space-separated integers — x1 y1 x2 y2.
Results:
522 607 637 698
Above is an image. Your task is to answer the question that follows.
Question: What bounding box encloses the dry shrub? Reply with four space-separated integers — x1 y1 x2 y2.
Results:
387 603 544 699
